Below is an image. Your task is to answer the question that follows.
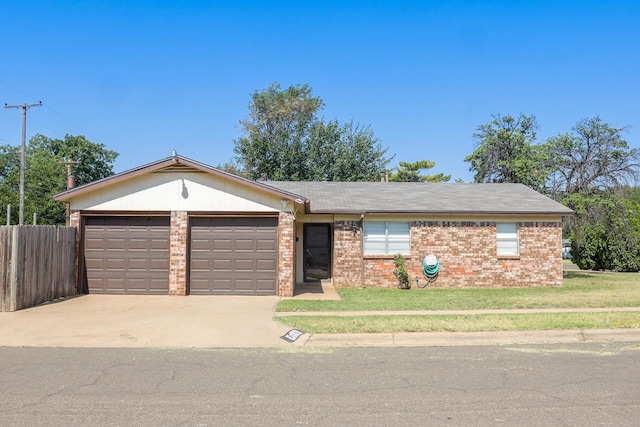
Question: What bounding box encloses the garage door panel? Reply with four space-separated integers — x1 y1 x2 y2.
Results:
212 239 233 251
189 217 278 295
191 238 211 251
85 258 104 269
256 239 276 250
127 258 150 270
256 259 276 272
212 259 233 271
85 237 106 250
233 279 254 291
256 279 277 291
234 239 255 251
234 259 255 271
149 258 169 270
84 217 170 294
191 259 212 271
105 239 126 251
105 258 126 270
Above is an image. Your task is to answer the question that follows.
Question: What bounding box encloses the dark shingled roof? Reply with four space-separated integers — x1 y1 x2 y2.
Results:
263 181 574 215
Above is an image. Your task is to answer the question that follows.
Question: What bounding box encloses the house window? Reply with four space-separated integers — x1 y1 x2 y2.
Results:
363 222 410 255
497 223 519 256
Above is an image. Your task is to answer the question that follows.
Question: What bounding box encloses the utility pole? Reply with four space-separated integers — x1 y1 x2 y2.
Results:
4 101 42 225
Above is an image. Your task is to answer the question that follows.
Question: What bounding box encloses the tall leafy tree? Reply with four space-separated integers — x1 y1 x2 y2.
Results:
29 134 118 187
0 134 118 225
233 83 323 180
549 118 640 271
388 160 451 182
547 116 640 196
304 119 391 181
232 83 392 181
464 114 550 192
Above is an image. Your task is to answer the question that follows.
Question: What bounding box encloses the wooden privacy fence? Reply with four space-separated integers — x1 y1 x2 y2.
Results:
0 225 77 312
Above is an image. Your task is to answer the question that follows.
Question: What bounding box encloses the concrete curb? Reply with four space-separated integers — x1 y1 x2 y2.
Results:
296 329 640 348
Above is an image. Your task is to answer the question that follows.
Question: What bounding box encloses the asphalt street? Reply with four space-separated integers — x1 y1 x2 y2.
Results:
1 342 639 426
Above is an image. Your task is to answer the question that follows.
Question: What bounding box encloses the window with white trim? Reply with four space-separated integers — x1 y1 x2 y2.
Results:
496 223 519 256
363 222 410 255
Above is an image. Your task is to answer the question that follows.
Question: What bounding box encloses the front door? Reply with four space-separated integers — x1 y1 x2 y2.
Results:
303 224 331 281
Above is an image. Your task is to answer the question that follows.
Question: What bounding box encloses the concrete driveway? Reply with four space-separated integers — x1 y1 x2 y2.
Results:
0 295 294 348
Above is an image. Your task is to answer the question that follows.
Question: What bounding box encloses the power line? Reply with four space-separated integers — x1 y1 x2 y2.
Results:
4 101 43 225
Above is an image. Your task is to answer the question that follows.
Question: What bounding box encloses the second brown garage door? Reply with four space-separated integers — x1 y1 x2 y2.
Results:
189 217 278 295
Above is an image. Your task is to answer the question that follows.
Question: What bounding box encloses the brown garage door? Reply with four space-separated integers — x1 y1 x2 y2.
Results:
84 216 170 294
190 217 278 295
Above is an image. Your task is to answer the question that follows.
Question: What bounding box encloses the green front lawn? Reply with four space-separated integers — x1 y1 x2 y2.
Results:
276 270 640 312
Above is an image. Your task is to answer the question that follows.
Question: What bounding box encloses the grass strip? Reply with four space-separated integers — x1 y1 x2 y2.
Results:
276 312 640 334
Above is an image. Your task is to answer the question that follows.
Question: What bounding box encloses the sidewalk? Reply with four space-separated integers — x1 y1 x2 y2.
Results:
276 306 640 317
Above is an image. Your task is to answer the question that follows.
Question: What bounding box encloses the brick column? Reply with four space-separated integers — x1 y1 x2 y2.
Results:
278 212 295 297
169 211 188 296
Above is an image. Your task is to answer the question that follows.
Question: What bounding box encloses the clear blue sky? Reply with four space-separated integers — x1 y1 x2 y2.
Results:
1 0 638 182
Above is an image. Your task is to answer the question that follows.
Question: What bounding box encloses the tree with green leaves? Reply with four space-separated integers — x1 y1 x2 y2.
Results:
0 134 118 225
547 116 640 197
464 114 550 192
388 160 451 182
231 83 392 181
304 119 391 181
549 117 640 271
563 190 640 272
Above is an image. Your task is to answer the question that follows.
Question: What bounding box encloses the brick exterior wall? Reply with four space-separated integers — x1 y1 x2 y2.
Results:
278 212 295 297
332 221 364 287
169 211 188 296
332 220 563 289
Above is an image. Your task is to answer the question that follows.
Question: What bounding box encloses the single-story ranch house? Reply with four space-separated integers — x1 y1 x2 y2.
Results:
54 155 574 297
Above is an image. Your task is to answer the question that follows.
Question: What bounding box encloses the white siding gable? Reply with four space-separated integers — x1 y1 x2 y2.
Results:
69 171 283 212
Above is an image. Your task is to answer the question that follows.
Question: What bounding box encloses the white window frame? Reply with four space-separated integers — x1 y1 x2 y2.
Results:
363 222 410 255
496 223 519 256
